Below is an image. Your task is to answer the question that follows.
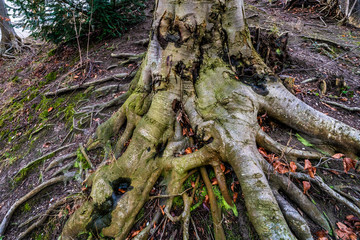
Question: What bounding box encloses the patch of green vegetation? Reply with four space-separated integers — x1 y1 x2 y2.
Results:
44 71 57 82
213 186 238 216
47 48 56 57
22 202 31 212
11 75 21 83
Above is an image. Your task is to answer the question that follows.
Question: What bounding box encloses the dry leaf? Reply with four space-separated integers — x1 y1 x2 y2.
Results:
48 107 53 112
289 162 297 172
303 181 311 194
304 159 312 170
185 147 192 154
343 158 357 173
332 153 345 159
233 192 238 203
220 163 226 172
315 230 328 240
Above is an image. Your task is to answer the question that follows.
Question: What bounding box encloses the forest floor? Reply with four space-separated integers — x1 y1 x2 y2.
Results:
0 0 359 239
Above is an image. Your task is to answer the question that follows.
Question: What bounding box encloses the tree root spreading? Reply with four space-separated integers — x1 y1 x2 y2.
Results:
0 173 75 236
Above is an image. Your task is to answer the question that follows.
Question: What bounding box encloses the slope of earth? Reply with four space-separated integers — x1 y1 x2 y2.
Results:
0 0 359 239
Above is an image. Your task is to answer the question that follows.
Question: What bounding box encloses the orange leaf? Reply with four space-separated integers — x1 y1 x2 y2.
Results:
131 230 141 237
332 153 344 159
315 230 328 240
220 163 226 172
343 158 357 173
118 188 126 193
308 167 317 178
233 192 238 203
185 147 192 154
304 159 312 170
48 107 53 112
211 178 218 185
159 205 165 215
289 162 297 172
303 181 311 194
231 182 235 192
258 147 269 158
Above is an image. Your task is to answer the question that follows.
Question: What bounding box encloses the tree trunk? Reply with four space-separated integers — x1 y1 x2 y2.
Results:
0 0 21 56
60 0 360 239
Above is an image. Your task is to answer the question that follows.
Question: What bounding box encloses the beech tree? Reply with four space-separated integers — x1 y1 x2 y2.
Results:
17 0 359 239
0 0 22 57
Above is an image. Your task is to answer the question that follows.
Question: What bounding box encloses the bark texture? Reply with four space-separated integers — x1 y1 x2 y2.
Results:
0 0 22 56
60 0 360 239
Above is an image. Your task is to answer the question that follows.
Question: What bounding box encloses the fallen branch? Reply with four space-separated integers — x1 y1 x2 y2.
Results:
0 173 75 236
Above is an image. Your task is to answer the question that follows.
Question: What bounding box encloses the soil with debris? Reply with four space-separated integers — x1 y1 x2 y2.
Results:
0 0 359 239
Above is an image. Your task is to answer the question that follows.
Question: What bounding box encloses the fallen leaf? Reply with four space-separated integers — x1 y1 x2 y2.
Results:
303 181 311 194
211 178 218 185
315 230 328 240
159 205 165 215
43 142 51 148
233 192 238 203
343 158 357 173
332 153 345 159
185 147 192 154
304 159 312 170
48 107 53 112
289 162 297 172
131 229 141 237
220 163 226 172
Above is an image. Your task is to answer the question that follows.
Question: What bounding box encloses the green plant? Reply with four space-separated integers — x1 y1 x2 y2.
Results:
8 0 146 44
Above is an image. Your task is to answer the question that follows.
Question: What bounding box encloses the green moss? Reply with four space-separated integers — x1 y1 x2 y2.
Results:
47 48 56 57
44 72 57 82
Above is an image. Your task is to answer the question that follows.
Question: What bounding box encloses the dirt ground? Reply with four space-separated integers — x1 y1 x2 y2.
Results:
0 0 359 239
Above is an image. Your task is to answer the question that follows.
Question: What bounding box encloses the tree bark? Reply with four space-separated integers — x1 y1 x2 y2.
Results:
0 0 21 55
59 0 360 239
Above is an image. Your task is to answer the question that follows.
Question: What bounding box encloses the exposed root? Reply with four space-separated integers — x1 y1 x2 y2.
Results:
52 161 76 177
272 190 313 240
211 161 234 207
266 168 332 232
290 172 360 216
200 167 226 240
0 173 75 236
133 211 162 240
45 152 77 172
79 143 94 169
333 186 360 208
110 52 145 59
322 99 360 112
256 128 324 160
45 73 130 97
18 197 75 239
14 144 75 183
